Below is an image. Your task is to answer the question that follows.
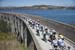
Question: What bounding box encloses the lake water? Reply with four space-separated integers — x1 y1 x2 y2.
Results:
0 9 75 25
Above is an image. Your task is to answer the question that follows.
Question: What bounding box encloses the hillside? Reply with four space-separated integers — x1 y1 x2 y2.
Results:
0 5 75 10
0 32 26 50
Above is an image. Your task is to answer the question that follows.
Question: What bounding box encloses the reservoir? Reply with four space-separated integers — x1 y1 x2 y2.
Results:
0 9 75 25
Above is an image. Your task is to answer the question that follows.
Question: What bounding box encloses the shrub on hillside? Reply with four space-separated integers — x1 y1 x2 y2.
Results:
0 20 11 33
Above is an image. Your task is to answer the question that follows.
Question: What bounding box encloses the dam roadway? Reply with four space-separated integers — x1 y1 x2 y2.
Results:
0 12 75 50
26 15 75 42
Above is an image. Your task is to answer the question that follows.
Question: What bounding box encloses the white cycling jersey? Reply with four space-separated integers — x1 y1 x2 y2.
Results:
58 39 65 47
53 39 58 46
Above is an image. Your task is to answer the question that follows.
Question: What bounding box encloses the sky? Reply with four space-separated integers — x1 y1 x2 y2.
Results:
0 0 75 7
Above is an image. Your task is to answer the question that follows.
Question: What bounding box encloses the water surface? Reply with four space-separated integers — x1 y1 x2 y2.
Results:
0 9 75 25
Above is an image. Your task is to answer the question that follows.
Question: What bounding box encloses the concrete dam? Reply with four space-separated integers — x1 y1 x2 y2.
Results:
0 12 75 50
